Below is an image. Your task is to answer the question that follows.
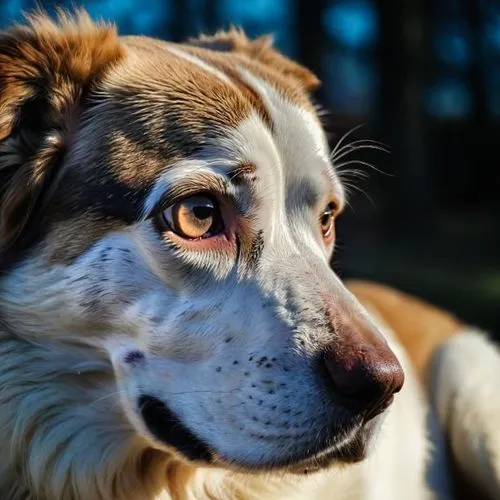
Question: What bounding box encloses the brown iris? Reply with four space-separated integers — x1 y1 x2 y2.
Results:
320 201 336 239
158 195 222 239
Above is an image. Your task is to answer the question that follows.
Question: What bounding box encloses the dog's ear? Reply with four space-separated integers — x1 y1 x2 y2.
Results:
0 10 124 255
187 28 320 91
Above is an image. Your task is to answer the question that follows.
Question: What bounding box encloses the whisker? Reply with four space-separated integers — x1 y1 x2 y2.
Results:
332 143 390 164
336 168 370 181
342 182 376 207
161 388 241 397
334 159 391 177
340 182 355 201
330 124 365 160
89 390 127 408
332 138 391 159
341 196 354 212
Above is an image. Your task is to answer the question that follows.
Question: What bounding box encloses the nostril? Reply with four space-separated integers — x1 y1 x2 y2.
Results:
325 357 370 400
322 347 405 416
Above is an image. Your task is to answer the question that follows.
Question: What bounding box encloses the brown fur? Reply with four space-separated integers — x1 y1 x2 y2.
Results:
42 215 123 264
0 10 124 257
347 280 461 381
187 28 320 91
0 10 123 139
0 12 322 268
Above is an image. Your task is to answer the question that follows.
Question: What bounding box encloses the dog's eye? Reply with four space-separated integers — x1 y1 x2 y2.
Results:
158 195 222 239
320 202 336 239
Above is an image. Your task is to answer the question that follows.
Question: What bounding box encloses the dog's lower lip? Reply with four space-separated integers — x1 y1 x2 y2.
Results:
288 437 368 474
138 395 214 462
364 395 395 421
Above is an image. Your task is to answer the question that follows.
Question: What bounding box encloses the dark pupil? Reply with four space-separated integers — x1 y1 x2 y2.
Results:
193 205 213 220
321 211 331 226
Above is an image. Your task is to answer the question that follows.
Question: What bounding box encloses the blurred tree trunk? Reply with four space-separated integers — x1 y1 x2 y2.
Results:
376 0 431 239
171 1 191 41
465 0 487 124
296 0 326 97
203 0 219 34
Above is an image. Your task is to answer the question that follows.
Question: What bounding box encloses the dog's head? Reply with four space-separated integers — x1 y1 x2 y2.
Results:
0 13 403 473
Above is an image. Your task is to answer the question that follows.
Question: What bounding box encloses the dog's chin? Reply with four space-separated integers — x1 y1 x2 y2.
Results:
138 395 376 473
250 421 375 475
286 424 375 475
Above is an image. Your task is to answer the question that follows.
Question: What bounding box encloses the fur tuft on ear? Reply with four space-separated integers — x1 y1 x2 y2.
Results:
187 27 320 91
0 10 124 256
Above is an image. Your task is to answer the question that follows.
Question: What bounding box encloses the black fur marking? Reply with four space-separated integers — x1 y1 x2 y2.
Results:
124 350 145 364
139 395 213 462
248 230 264 267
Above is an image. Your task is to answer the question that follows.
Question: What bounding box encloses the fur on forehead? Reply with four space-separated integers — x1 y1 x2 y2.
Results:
187 27 320 92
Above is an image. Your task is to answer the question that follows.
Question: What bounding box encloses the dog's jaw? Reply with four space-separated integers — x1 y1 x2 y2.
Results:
0 333 172 499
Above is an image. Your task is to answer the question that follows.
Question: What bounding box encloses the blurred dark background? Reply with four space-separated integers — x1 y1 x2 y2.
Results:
1 0 499 333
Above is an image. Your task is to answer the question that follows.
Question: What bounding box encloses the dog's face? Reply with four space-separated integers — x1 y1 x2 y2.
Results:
0 15 403 473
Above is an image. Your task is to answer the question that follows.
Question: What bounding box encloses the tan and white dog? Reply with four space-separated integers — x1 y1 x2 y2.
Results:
0 11 499 500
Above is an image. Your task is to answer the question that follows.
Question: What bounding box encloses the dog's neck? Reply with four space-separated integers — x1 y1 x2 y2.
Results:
0 332 171 499
0 331 331 500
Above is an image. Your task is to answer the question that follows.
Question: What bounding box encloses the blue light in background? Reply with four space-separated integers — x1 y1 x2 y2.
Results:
484 10 500 52
433 23 471 68
217 0 288 24
184 0 207 36
425 77 472 119
85 0 171 35
323 0 378 50
323 50 377 115
85 0 137 20
488 91 500 117
483 66 500 117
0 0 171 34
2 0 27 23
216 0 293 54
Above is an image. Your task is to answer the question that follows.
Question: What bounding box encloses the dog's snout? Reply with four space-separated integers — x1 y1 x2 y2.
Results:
323 344 404 417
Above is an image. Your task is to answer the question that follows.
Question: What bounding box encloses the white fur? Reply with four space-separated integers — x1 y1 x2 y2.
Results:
238 68 343 188
167 46 235 86
430 328 500 498
357 306 453 500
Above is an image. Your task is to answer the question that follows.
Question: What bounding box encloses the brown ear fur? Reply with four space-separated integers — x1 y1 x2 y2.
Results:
188 28 320 91
0 10 124 256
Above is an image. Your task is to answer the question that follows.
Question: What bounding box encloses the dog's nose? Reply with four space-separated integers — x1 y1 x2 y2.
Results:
323 343 404 418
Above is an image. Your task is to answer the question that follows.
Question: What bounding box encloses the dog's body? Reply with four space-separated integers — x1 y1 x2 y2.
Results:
0 13 499 500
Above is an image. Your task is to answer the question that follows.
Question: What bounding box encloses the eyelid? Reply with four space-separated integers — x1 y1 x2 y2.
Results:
144 173 229 220
329 196 343 216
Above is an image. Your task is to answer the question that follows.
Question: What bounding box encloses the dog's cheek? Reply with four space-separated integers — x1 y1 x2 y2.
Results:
0 237 150 341
0 254 106 341
116 294 220 363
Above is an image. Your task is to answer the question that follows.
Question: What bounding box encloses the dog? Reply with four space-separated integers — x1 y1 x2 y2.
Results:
0 11 499 500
